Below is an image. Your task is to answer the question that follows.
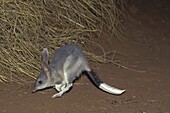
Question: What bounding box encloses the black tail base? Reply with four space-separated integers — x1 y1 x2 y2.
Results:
85 70 103 87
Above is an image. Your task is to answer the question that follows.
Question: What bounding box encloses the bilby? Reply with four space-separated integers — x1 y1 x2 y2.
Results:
32 44 125 98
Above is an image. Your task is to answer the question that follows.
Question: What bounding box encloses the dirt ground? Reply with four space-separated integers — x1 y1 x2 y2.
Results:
0 0 170 113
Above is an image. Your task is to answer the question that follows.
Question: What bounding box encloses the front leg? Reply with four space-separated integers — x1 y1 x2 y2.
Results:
54 83 66 92
52 83 73 98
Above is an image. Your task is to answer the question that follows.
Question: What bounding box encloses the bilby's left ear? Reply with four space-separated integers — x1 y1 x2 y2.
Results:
41 48 50 76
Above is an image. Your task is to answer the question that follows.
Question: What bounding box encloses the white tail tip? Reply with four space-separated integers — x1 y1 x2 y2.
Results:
99 83 125 95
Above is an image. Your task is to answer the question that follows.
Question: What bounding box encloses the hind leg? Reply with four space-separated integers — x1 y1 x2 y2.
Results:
52 83 73 98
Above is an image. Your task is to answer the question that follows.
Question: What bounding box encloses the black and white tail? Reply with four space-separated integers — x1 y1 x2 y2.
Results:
86 71 125 95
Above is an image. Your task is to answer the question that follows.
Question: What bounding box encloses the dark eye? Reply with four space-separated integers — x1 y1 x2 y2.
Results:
38 80 42 84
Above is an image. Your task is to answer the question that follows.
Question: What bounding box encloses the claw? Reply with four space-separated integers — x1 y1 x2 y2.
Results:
52 93 63 98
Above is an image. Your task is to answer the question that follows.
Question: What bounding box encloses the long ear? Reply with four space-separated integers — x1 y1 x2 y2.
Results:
41 48 49 74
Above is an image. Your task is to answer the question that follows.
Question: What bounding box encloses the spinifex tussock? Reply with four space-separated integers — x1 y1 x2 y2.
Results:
0 0 125 83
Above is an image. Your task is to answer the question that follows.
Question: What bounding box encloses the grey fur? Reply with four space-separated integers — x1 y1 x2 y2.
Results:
33 44 125 98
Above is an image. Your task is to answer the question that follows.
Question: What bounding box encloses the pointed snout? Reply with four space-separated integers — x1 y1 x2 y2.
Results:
32 89 36 93
32 87 38 93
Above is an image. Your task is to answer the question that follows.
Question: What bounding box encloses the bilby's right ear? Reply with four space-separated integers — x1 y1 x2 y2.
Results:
41 48 49 74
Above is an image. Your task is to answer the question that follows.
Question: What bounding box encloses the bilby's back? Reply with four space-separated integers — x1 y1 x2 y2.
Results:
50 44 89 73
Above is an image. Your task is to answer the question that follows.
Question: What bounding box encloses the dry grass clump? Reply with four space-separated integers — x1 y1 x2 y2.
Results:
0 0 125 83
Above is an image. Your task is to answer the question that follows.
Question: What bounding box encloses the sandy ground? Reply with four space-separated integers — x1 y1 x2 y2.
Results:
0 0 170 113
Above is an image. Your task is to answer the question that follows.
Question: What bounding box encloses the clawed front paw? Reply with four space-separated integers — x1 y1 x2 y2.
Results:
52 83 73 98
52 92 63 98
